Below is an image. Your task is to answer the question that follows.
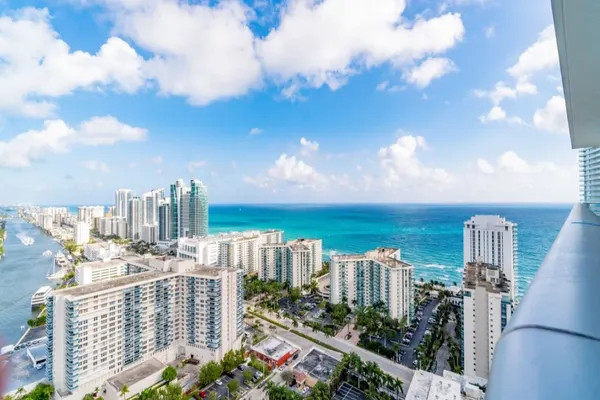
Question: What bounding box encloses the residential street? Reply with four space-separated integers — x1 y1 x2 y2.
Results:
400 298 440 367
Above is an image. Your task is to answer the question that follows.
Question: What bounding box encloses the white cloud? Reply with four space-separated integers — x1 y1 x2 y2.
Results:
257 0 464 92
533 96 568 134
476 158 494 174
484 25 495 38
82 160 110 172
0 116 146 168
403 58 456 88
378 135 453 189
151 155 163 164
473 80 536 106
300 137 319 156
246 154 327 189
0 8 145 117
188 160 207 173
478 106 524 125
356 165 363 172
249 128 263 135
376 81 389 92
507 26 559 80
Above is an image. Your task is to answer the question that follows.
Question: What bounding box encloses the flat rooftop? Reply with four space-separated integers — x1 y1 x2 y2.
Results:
333 382 365 400
406 370 461 400
78 258 127 270
107 358 165 391
294 348 340 383
332 247 412 269
252 336 296 361
27 345 47 361
463 261 510 293
57 270 171 297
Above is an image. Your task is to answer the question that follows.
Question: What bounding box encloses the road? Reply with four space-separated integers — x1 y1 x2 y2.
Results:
249 307 415 391
400 298 440 367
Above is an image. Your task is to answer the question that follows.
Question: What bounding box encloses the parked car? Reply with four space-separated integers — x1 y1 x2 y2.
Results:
302 387 310 394
215 379 223 386
292 353 299 360
226 371 235 378
197 391 207 399
237 364 245 371
187 358 200 365
402 338 410 344
279 366 285 371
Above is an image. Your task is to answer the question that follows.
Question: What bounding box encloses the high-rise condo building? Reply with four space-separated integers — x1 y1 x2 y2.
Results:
74 222 90 245
259 238 322 288
189 179 209 237
107 206 116 217
142 224 158 243
177 230 284 274
142 189 165 225
330 248 414 321
115 189 132 219
170 179 190 240
462 261 513 380
99 217 127 238
579 148 600 215
77 206 105 225
181 192 191 238
46 258 244 399
158 200 171 242
463 215 517 298
127 197 143 241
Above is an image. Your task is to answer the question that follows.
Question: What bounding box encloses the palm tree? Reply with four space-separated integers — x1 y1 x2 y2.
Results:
120 385 129 400
83 394 95 400
16 388 25 398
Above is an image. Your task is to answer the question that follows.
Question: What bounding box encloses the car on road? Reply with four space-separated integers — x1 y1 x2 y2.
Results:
226 371 235 378
215 379 223 386
237 364 246 371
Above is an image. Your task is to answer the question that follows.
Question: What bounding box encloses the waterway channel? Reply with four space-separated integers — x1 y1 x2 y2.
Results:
0 213 62 345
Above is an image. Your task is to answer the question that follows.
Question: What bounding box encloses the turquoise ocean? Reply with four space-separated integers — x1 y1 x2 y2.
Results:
0 204 571 345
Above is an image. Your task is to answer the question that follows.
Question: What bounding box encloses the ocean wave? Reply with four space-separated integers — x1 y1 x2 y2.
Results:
424 263 451 270
455 268 463 273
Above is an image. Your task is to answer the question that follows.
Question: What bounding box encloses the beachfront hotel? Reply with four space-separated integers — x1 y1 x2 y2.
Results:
462 261 513 380
330 248 414 321
259 238 323 288
177 229 284 274
579 148 600 215
47 257 244 399
463 215 517 298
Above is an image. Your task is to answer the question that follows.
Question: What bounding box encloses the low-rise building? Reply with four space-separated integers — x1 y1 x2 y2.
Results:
259 238 322 288
294 348 340 387
406 370 462 400
330 248 414 321
250 336 299 368
83 242 125 262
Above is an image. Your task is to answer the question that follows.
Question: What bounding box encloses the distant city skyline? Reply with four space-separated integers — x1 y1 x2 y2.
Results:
0 0 577 205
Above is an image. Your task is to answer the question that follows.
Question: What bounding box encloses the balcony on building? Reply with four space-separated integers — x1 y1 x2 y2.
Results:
487 1 600 399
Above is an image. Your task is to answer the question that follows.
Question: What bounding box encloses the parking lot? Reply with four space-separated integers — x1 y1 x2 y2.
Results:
277 294 325 321
204 365 257 399
398 297 440 367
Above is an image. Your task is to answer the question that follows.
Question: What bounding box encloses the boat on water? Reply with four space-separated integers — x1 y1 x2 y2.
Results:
47 252 69 280
42 250 52 257
31 286 51 309
16 233 34 246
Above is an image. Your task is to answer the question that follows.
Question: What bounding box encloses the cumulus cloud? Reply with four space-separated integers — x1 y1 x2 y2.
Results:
300 137 319 156
478 106 524 125
378 135 453 189
484 25 495 38
403 58 457 88
151 155 163 164
0 116 146 168
533 96 568 134
82 160 110 172
245 154 327 189
249 128 263 135
0 8 145 117
476 158 494 174
257 0 464 92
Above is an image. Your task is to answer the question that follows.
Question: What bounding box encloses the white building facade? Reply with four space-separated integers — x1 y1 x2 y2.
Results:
74 222 90 246
127 198 143 241
330 248 414 321
142 224 158 244
47 260 244 399
99 217 127 239
259 238 323 288
83 242 125 262
78 206 105 225
463 215 517 298
115 189 132 219
462 261 513 380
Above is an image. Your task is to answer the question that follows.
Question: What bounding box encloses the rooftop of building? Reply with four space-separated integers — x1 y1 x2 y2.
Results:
251 336 297 361
260 238 320 251
463 261 510 294
294 348 340 383
77 258 128 270
406 370 461 400
464 214 517 228
331 247 412 269
107 358 166 392
333 382 365 400
56 270 171 297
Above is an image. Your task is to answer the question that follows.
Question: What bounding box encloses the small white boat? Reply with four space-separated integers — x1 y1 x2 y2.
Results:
42 250 52 257
16 233 35 246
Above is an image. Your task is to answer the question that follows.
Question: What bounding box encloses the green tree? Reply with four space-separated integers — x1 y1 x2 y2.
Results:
288 287 302 303
281 370 294 385
137 388 157 400
221 349 244 372
243 369 254 383
199 361 223 386
120 385 129 400
24 383 54 400
209 392 218 400
227 379 239 394
308 381 331 400
160 383 183 400
162 366 177 382
83 394 95 400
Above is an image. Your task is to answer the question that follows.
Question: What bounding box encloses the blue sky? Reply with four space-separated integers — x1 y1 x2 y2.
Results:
0 0 576 205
